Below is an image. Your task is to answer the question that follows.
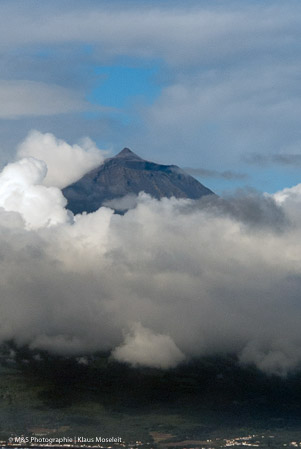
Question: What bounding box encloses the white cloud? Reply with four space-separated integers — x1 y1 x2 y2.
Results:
112 323 185 369
0 157 70 229
274 183 301 205
17 130 106 188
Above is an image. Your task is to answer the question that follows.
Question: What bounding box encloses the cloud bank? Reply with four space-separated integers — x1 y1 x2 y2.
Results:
0 133 301 375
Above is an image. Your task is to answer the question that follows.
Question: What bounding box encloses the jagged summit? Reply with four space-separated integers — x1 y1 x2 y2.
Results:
62 148 214 214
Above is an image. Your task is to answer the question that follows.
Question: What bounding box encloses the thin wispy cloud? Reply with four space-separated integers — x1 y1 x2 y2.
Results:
184 167 247 181
0 80 92 119
246 153 301 167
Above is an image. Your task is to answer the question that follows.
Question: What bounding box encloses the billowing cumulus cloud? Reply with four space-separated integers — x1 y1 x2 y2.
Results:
17 130 107 188
1 134 301 375
112 324 185 369
0 157 70 229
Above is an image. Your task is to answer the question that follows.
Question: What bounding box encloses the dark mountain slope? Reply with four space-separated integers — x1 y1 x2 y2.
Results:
62 148 214 214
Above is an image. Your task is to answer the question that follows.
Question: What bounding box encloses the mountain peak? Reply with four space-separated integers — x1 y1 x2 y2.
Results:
115 148 142 160
62 148 214 214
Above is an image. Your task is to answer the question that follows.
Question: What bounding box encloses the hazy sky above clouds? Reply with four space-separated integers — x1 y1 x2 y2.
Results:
1 0 301 193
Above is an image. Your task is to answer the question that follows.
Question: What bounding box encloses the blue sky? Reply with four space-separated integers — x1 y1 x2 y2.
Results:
89 66 161 109
1 0 301 194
